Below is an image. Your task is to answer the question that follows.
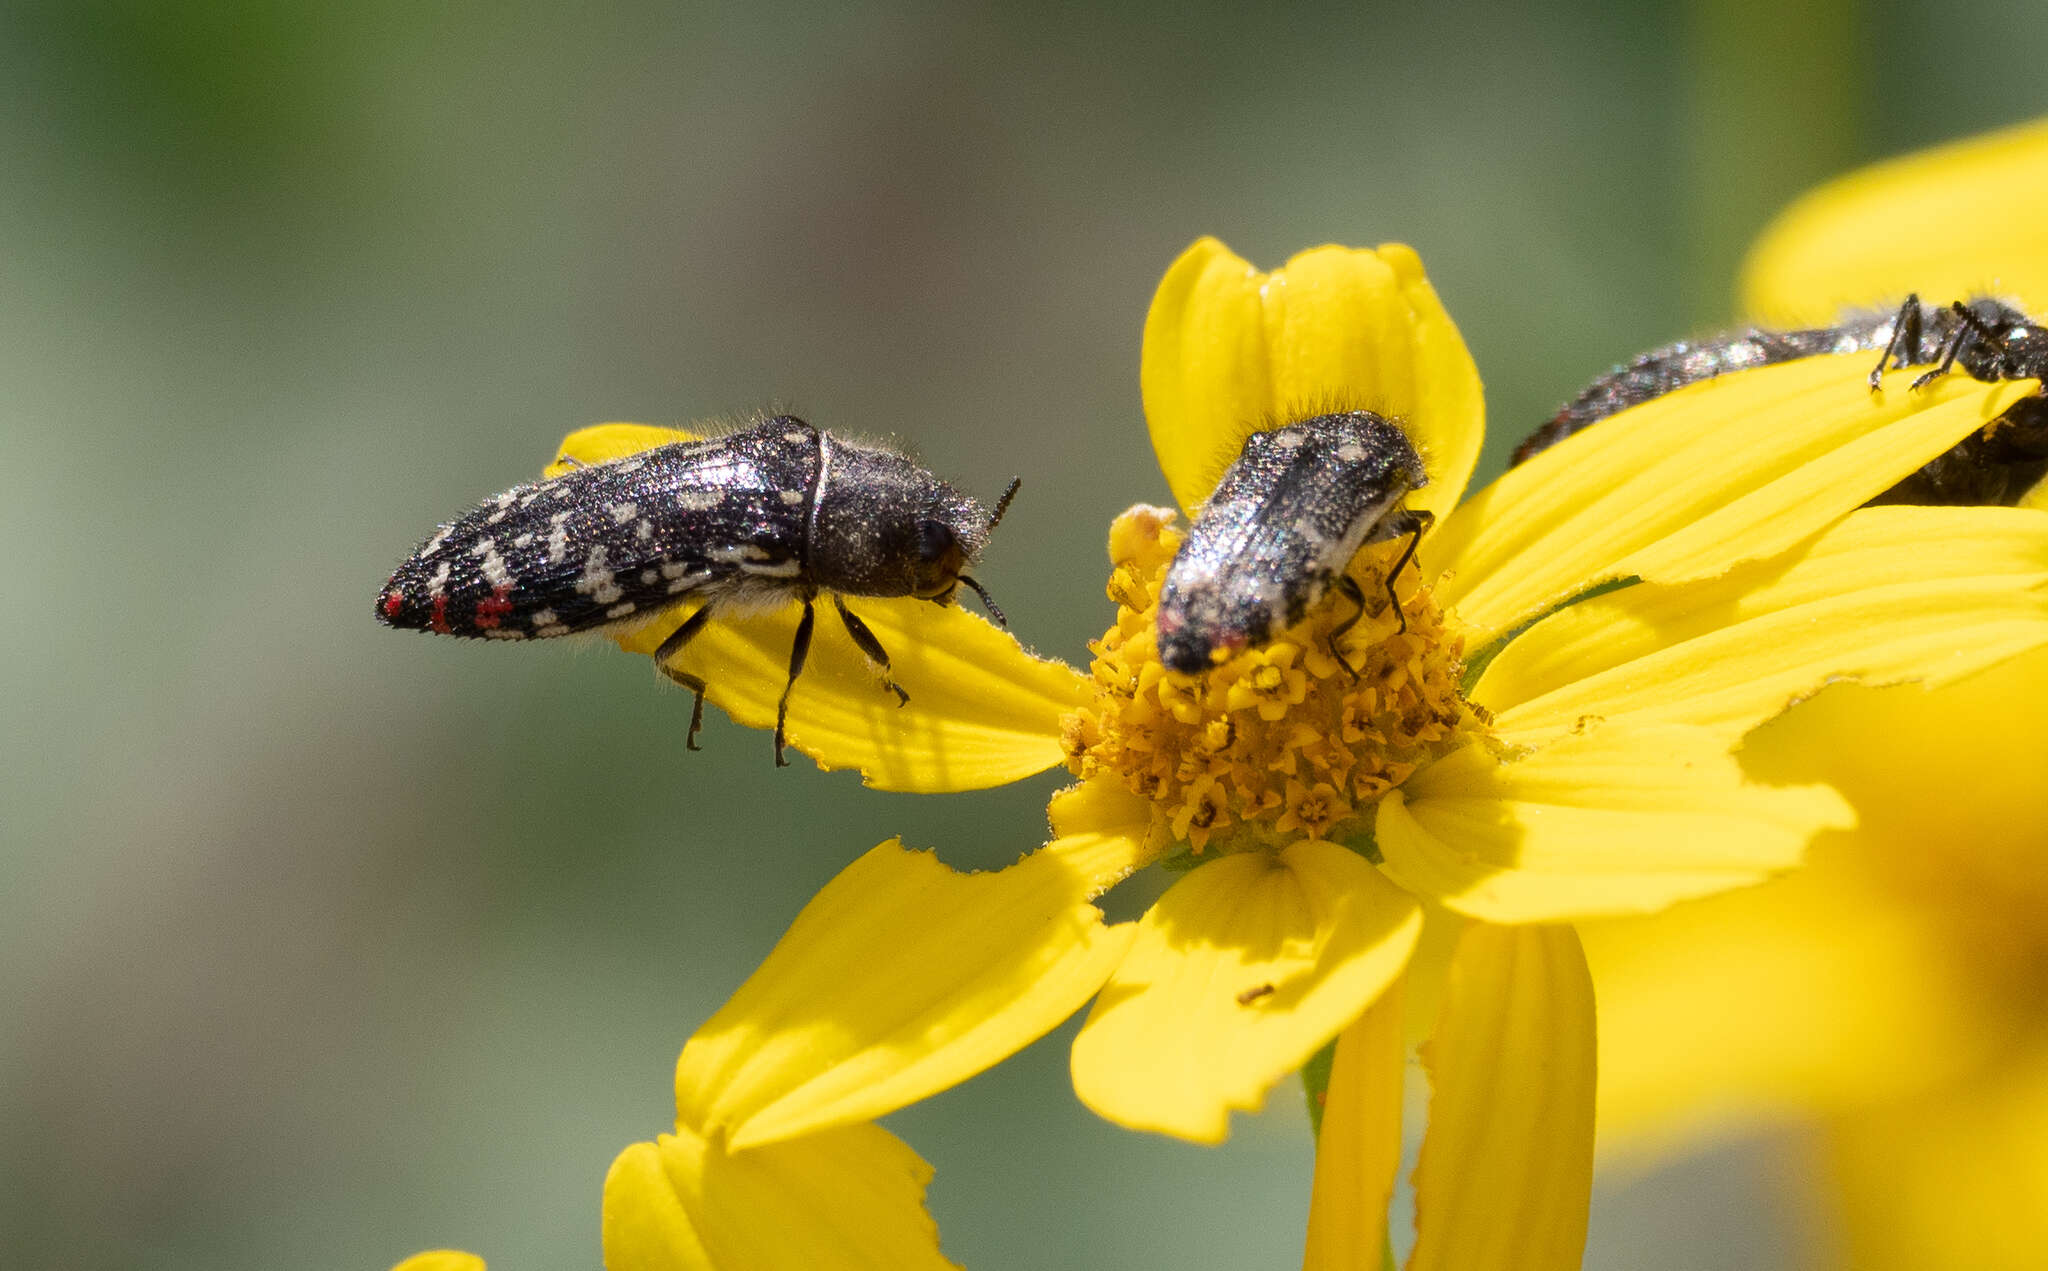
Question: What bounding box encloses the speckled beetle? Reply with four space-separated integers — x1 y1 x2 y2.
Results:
1157 410 1431 676
1512 294 2048 505
377 415 1018 765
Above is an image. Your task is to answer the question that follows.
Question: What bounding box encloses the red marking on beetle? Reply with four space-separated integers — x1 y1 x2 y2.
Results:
429 594 451 634
475 586 514 630
382 591 404 619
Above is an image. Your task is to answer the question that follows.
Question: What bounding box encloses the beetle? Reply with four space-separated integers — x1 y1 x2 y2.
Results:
1156 410 1431 676
1511 294 2048 505
377 414 1018 765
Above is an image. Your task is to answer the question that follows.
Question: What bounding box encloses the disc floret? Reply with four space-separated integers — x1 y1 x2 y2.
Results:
1062 505 1482 852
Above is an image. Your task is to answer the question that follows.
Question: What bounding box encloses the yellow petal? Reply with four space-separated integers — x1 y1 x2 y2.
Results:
1375 726 1851 921
614 596 1088 792
675 838 1136 1150
602 1123 955 1271
1827 1048 2048 1271
1141 238 1484 521
1069 841 1422 1143
544 422 1088 791
547 422 700 473
1302 980 1406 1271
390 1255 485 1271
1477 505 2048 747
1741 118 2048 325
1581 865 1986 1163
1431 356 2033 647
1407 924 1593 1271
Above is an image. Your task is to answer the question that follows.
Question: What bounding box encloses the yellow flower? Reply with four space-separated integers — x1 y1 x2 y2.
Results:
1587 118 2048 1271
556 235 2048 1268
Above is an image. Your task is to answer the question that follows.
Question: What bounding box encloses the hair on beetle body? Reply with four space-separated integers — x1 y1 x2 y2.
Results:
377 414 1019 766
1511 294 2048 506
1156 410 1431 676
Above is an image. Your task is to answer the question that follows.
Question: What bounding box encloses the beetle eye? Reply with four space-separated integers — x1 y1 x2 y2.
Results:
917 518 956 563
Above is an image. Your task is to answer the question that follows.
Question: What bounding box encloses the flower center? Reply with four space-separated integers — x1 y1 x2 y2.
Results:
1061 505 1482 852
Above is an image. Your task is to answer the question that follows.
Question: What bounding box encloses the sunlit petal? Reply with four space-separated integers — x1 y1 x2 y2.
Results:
1429 357 2031 646
1741 117 2048 325
1301 980 1406 1271
1407 925 1593 1271
615 597 1088 792
602 1124 954 1271
389 1254 486 1271
1375 726 1851 921
1069 841 1421 1143
675 839 1135 1150
1477 506 2048 747
548 422 701 473
1141 238 1483 520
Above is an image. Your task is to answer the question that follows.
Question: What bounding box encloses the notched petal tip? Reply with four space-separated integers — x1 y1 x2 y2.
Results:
1069 843 1421 1143
1140 237 1484 519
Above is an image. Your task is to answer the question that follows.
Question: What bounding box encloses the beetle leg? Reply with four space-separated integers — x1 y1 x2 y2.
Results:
1385 510 1433 637
653 604 718 751
1326 574 1365 682
834 595 910 706
1872 293 1923 390
776 598 817 767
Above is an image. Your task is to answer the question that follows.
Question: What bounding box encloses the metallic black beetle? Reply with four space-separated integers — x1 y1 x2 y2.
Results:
378 415 1017 765
1511 295 2048 506
1157 410 1431 675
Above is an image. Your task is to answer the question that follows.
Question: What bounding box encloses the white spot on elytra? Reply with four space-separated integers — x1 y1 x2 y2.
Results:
547 510 572 564
640 568 658 584
784 430 808 443
674 490 723 512
1335 443 1367 463
485 628 526 640
513 532 534 548
608 501 639 524
709 545 772 565
575 545 622 604
606 601 637 619
739 557 802 578
469 537 513 587
530 609 558 627
658 561 694 579
636 519 653 541
537 623 569 637
778 489 804 506
519 491 541 507
423 526 454 554
427 561 451 596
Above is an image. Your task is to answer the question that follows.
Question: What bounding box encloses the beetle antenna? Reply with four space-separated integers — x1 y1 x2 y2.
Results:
959 574 1007 629
988 477 1022 536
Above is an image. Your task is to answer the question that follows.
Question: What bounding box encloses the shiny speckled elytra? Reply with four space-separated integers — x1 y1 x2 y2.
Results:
377 415 1017 764
1157 410 1431 675
1513 295 2048 505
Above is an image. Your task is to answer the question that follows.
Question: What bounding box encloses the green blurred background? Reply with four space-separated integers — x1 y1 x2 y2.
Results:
3 2 2041 1268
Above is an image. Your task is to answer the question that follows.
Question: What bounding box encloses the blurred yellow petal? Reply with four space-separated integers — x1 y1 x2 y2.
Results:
602 1123 954 1271
390 1254 486 1271
1408 924 1593 1271
675 838 1136 1150
615 599 1089 793
1430 356 2031 646
547 421 700 473
1742 118 2048 325
1582 864 1986 1162
1478 506 2048 747
1375 726 1850 921
1828 1049 2048 1271
1141 237 1484 521
1302 981 1406 1271
1069 841 1421 1144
